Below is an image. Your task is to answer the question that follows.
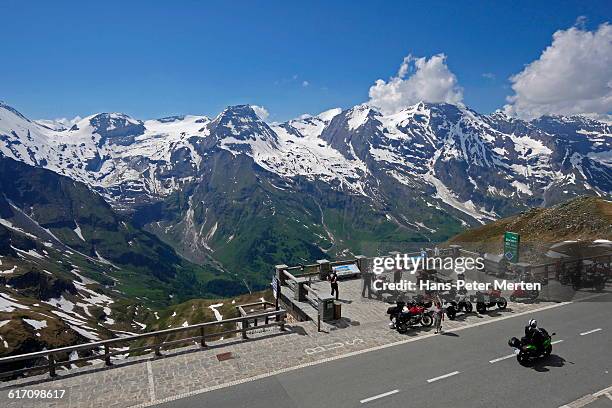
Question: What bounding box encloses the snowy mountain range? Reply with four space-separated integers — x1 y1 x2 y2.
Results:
0 100 610 287
1 100 609 214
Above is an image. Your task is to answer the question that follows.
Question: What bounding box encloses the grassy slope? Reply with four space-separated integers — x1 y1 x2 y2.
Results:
448 196 612 259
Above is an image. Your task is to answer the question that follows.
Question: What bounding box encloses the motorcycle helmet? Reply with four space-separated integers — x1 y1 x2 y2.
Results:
528 319 537 328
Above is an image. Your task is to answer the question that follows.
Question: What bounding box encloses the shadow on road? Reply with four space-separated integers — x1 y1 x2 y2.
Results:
480 307 514 317
328 317 361 329
449 312 477 322
531 354 572 372
288 325 308 336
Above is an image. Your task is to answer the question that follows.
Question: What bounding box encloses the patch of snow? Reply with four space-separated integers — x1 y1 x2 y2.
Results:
511 180 532 195
424 172 496 224
0 265 17 275
0 293 29 312
23 318 48 330
208 303 224 321
68 324 100 341
43 295 75 313
73 222 85 241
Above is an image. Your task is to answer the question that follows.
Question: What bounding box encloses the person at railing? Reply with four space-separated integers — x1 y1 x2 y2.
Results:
362 268 373 298
329 269 339 300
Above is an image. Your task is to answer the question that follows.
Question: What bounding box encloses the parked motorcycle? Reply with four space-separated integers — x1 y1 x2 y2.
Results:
394 304 433 333
508 329 555 366
412 292 435 308
509 287 539 302
474 289 507 314
558 270 572 285
572 263 606 292
439 291 473 320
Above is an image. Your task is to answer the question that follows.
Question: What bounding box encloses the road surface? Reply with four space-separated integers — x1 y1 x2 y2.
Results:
154 293 612 408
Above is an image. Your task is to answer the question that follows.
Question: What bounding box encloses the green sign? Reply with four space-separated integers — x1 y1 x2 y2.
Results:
503 231 520 263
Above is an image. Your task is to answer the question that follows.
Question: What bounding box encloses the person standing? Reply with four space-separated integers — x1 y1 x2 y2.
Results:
329 270 339 300
393 266 402 284
433 301 445 334
362 269 372 298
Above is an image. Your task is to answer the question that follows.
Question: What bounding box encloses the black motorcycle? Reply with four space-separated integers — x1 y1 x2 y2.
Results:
572 264 607 292
508 329 555 366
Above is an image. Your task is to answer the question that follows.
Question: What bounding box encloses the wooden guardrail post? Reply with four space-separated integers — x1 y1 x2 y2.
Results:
200 327 206 347
104 344 112 366
242 318 249 339
48 353 56 378
276 264 289 285
264 302 269 325
154 336 162 357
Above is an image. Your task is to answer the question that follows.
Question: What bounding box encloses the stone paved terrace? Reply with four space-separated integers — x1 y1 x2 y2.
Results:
1 274 605 408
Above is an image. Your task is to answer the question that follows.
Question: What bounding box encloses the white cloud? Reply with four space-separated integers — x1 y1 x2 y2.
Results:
302 80 310 87
250 105 269 121
504 22 612 119
368 54 463 114
482 72 496 80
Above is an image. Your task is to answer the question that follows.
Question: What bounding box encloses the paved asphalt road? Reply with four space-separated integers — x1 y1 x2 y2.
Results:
154 293 612 408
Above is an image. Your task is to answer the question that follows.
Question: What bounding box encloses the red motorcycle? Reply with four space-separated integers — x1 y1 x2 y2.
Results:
509 287 539 302
395 304 433 333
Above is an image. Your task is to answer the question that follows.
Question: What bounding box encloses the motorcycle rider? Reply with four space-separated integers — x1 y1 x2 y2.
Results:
402 299 420 324
524 319 544 351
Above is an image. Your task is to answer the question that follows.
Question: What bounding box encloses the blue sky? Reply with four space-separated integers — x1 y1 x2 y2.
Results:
1 0 610 122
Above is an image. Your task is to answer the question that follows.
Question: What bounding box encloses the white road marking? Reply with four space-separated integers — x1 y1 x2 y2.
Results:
360 389 399 404
427 371 460 383
489 354 515 363
146 361 156 402
551 339 564 345
579 328 602 336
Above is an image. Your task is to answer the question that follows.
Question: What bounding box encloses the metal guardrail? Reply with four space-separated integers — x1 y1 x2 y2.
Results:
529 254 612 279
0 309 287 380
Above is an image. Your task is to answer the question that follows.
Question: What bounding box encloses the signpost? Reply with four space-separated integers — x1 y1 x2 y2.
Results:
503 231 520 263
